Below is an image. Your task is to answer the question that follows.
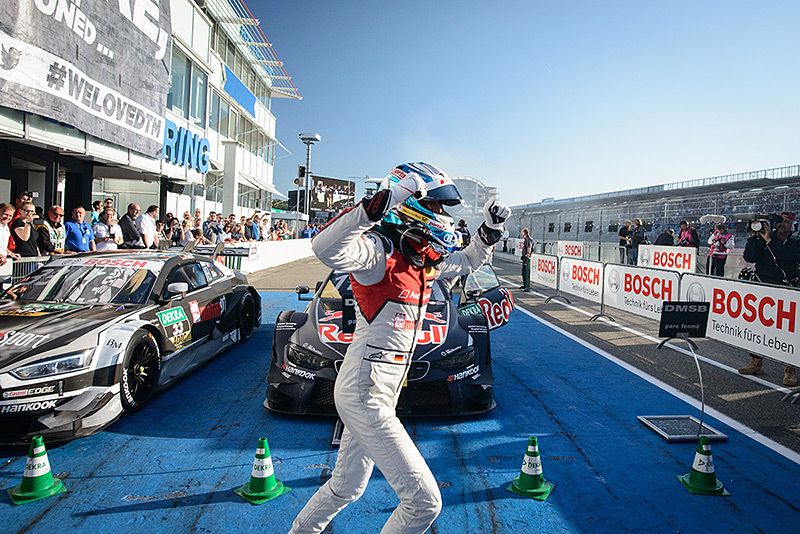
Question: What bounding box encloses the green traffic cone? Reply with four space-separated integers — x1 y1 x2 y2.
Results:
234 437 290 504
7 435 66 505
506 436 554 500
677 436 729 496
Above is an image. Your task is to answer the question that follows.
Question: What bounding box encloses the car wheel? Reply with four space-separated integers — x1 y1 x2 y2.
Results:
120 330 161 413
238 292 257 343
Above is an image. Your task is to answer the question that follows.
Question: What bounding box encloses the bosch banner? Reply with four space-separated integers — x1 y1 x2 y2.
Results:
603 264 680 321
557 240 583 259
530 253 558 290
637 245 696 273
0 0 172 155
681 274 799 367
558 257 603 304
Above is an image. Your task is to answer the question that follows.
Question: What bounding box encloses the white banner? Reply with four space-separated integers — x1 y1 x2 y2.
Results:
558 258 603 303
637 245 696 273
531 253 558 289
557 240 584 258
681 274 799 366
603 264 680 321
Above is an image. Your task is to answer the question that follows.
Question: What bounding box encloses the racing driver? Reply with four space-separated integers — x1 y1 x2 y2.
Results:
289 162 510 534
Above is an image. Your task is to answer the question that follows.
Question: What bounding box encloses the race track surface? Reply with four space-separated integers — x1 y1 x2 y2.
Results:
2 280 799 532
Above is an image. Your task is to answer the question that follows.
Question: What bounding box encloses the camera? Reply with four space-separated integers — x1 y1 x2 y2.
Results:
747 213 784 234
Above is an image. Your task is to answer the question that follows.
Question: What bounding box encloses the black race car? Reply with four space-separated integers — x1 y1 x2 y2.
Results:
265 264 514 416
0 251 260 444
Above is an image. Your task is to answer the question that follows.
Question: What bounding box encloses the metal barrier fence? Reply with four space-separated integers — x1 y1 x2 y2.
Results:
525 254 800 369
8 256 51 284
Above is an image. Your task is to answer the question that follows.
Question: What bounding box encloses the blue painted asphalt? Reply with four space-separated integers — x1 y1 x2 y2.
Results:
2 292 799 533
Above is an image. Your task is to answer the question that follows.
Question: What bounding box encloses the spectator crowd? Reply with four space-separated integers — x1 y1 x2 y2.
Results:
0 189 320 266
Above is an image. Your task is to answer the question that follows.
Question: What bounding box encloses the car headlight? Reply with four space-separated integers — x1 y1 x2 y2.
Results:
286 345 333 370
11 349 95 380
432 348 476 372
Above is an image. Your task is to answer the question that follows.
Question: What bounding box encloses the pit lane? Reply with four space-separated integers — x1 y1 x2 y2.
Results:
1 256 798 533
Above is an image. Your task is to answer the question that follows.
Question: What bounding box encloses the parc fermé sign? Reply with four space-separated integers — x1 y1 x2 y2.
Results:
530 253 558 289
637 245 696 273
558 258 603 304
603 264 680 321
681 274 800 367
557 240 583 259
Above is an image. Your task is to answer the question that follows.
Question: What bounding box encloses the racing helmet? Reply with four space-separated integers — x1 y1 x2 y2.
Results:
381 162 462 252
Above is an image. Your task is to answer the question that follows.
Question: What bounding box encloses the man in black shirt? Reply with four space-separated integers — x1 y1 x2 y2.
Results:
10 202 40 257
617 220 631 263
739 211 799 386
119 203 144 248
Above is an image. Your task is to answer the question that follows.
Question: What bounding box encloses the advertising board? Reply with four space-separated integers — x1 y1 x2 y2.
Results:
0 0 172 155
681 274 799 367
603 264 680 321
558 257 603 303
530 253 558 289
637 245 696 273
557 240 583 259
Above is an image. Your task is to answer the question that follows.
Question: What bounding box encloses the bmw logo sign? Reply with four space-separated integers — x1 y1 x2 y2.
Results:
686 282 706 302
640 248 651 266
607 268 620 293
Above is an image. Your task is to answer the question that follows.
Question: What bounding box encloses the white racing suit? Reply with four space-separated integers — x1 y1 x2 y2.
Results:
289 203 496 534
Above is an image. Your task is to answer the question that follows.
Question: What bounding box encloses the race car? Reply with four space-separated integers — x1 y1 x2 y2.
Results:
0 251 260 444
265 264 514 416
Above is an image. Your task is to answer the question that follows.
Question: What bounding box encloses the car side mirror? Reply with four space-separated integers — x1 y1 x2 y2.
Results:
296 285 313 301
166 282 189 300
465 288 482 300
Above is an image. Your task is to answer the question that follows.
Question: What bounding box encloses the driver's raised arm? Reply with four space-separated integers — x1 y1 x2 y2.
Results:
436 200 510 279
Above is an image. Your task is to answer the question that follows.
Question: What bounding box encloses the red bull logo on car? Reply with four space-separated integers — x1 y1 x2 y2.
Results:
477 288 515 329
318 312 448 345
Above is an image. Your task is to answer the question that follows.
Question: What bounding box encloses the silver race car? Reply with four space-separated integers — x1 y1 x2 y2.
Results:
0 251 260 444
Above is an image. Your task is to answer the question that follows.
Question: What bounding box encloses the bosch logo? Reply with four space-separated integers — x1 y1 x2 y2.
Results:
607 269 621 293
624 273 674 300
652 251 693 270
563 244 582 256
572 265 600 285
562 261 571 281
685 282 706 302
537 258 556 275
640 249 651 266
712 288 796 332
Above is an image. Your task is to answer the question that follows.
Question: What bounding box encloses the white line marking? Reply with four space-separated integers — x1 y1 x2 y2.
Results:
500 277 800 466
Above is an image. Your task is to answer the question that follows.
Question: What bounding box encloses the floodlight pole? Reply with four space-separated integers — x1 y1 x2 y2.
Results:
298 133 320 237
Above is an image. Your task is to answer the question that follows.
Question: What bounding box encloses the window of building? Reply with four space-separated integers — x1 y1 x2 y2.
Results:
564 222 572 232
548 223 555 233
219 99 230 137
209 92 220 132
190 68 207 128
584 221 594 233
205 173 223 203
228 109 238 139
227 40 236 69
167 47 191 119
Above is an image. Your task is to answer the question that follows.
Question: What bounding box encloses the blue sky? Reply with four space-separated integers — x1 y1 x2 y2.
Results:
253 0 800 206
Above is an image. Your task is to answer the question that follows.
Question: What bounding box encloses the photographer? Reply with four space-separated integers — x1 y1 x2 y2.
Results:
708 223 734 277
739 212 799 386
677 220 700 248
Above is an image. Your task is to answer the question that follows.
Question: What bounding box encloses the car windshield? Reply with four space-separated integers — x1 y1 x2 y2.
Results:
464 264 500 294
1 265 157 305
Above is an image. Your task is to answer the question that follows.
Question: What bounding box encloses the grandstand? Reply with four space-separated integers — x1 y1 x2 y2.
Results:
507 165 800 245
